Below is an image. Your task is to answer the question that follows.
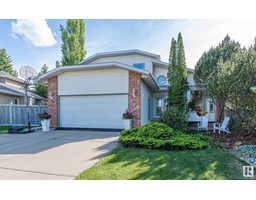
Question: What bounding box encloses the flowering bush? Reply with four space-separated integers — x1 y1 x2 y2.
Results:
196 109 208 116
122 109 133 119
39 112 51 120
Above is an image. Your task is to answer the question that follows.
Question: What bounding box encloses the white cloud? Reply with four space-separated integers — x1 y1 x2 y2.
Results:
11 19 57 47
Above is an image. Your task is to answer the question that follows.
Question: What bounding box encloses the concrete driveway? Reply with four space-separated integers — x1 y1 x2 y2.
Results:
0 130 120 180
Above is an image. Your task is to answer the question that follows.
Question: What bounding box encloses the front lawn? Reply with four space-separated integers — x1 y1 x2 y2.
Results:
76 147 255 180
0 126 9 133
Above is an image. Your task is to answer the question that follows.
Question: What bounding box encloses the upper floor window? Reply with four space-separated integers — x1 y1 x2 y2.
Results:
133 63 145 69
157 76 166 85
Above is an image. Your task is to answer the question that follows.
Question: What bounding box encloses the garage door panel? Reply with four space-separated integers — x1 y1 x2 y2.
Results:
60 95 128 129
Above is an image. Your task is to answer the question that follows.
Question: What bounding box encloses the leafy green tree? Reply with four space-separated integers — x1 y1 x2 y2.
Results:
33 64 48 97
60 19 86 65
0 49 17 77
161 33 188 130
33 83 47 98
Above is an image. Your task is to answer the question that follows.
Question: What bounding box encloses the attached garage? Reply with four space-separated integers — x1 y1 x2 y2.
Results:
57 68 129 129
59 94 128 129
39 58 149 129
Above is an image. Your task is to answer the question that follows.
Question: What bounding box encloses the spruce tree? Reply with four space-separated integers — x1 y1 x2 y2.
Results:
0 49 17 77
38 63 49 76
60 19 86 65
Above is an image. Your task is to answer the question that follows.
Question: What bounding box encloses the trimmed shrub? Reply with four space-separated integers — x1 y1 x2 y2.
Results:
158 107 188 130
119 122 208 150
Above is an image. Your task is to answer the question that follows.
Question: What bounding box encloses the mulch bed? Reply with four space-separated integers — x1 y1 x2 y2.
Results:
206 132 256 149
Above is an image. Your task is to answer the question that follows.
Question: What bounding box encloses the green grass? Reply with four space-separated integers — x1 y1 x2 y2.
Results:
0 126 37 133
76 148 255 180
0 126 9 133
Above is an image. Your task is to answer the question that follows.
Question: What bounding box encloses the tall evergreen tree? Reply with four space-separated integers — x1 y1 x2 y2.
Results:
55 60 61 68
60 19 86 65
167 38 177 105
38 63 49 76
0 49 17 77
253 37 256 51
167 33 188 110
160 33 188 130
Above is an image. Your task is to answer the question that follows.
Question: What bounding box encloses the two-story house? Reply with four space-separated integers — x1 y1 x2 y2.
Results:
0 71 45 105
38 49 216 129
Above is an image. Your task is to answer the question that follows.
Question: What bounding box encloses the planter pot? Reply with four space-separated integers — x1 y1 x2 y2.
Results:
123 119 132 130
200 116 208 129
41 119 50 131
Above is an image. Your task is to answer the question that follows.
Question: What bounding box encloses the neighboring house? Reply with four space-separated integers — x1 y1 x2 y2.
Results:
38 49 216 129
0 71 45 105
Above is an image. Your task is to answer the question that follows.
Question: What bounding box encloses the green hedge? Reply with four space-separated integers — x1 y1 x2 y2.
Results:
119 122 209 150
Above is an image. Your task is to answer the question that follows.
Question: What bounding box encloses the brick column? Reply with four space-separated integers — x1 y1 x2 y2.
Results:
47 76 58 128
128 71 141 128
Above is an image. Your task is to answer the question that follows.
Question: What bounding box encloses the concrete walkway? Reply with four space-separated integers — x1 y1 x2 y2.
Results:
0 130 120 180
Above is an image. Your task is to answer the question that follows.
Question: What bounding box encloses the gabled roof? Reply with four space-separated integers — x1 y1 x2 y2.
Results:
37 61 150 82
0 83 45 100
0 71 24 84
0 84 24 96
79 49 161 65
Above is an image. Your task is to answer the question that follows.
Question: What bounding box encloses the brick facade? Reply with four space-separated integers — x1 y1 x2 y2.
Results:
128 71 141 128
47 76 58 128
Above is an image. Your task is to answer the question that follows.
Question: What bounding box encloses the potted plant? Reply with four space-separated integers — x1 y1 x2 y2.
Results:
122 109 133 130
196 109 208 126
39 112 51 131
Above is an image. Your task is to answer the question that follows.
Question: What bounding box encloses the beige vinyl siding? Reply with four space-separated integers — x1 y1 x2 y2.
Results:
0 94 20 104
90 55 154 73
153 66 168 86
5 79 23 89
58 68 128 96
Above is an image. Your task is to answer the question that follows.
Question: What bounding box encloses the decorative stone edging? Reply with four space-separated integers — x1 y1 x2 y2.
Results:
230 145 256 167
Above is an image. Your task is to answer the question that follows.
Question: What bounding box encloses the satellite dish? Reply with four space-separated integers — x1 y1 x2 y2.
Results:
19 66 38 79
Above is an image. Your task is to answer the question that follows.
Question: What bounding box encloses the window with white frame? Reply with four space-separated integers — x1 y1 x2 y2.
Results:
14 98 19 105
209 100 214 112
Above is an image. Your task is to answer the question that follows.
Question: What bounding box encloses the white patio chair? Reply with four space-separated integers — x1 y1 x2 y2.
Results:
213 117 230 133
197 117 208 132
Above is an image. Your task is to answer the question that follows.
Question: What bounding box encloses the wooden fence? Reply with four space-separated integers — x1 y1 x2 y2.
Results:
0 104 48 126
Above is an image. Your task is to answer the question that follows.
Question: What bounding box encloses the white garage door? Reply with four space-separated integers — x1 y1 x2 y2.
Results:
59 94 128 129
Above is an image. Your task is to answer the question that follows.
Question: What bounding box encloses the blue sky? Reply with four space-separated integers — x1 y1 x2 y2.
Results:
1 19 256 74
